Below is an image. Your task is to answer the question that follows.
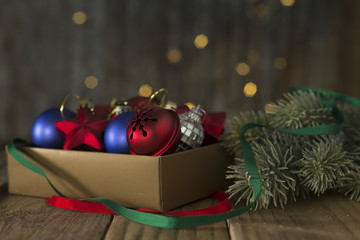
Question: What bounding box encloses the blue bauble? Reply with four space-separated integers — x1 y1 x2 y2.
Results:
104 111 136 154
31 108 76 148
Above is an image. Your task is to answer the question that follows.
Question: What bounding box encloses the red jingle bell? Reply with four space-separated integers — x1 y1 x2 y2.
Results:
127 96 158 112
126 107 181 156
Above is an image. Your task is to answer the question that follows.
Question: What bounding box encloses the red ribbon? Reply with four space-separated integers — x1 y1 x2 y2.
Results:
47 190 232 216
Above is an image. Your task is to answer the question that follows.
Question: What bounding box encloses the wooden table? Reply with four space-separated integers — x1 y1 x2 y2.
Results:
1 147 360 240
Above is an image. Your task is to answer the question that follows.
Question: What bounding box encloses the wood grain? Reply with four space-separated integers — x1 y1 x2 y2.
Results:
104 197 230 240
227 192 360 240
0 181 359 239
1 0 360 142
0 194 113 240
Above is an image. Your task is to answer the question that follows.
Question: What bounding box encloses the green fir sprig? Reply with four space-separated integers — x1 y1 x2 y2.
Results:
299 136 349 195
222 90 360 209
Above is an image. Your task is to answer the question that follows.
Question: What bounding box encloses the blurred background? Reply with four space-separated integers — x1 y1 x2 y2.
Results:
0 0 359 142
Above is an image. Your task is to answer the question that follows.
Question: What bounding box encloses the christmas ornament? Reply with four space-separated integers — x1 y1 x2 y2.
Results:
109 99 133 119
31 108 76 148
177 105 205 151
104 111 136 154
176 104 226 144
55 105 110 151
126 107 181 156
149 88 178 110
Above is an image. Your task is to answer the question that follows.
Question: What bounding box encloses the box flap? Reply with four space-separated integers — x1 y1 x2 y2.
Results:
7 146 163 210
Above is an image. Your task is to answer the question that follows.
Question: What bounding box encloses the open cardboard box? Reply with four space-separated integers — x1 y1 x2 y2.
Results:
6 143 232 211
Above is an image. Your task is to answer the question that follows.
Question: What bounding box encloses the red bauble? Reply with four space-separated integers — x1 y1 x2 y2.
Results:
55 105 111 151
127 96 158 112
126 107 181 156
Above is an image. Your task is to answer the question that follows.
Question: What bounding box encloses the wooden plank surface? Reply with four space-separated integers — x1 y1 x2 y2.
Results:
0 194 113 240
1 192 359 240
227 192 360 240
1 144 360 240
103 198 230 240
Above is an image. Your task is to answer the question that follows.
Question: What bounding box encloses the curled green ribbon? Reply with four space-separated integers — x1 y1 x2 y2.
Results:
7 87 360 228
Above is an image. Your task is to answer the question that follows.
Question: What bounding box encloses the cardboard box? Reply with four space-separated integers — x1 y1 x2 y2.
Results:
6 144 231 211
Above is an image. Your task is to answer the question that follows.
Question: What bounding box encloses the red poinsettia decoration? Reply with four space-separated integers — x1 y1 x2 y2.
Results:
55 106 110 151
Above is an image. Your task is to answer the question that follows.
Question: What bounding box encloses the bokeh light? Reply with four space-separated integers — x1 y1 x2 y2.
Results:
265 103 278 114
248 50 261 64
243 82 257 97
72 11 87 25
85 76 98 89
194 34 208 49
167 49 182 63
236 63 250 76
281 0 295 7
274 57 287 70
139 84 153 97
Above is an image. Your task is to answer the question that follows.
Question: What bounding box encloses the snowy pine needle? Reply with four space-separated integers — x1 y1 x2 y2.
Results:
222 90 360 209
299 136 349 195
227 133 298 209
270 91 335 129
220 111 269 158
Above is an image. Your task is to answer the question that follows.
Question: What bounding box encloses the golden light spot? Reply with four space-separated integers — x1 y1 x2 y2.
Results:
139 84 153 97
280 0 295 7
185 102 195 110
274 57 287 70
194 34 208 49
265 103 278 114
243 82 257 97
248 50 261 64
235 63 250 76
167 49 182 63
72 11 87 25
256 4 269 18
85 76 98 89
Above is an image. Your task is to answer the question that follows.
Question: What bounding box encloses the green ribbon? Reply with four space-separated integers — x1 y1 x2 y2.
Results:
7 88 360 229
8 139 260 228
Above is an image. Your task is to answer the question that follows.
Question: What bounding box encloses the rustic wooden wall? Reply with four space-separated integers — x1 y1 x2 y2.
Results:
0 0 359 141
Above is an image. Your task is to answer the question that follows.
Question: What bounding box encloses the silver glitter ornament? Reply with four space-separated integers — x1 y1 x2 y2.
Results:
177 105 205 151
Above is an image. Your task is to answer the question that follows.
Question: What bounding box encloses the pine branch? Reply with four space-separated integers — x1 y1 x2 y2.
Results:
222 90 360 208
226 133 298 209
338 104 360 148
337 162 360 201
220 111 270 158
270 91 335 129
299 135 350 195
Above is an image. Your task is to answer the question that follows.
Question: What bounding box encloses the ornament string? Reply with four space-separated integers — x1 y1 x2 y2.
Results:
8 88 360 228
108 98 129 119
60 94 80 119
148 88 168 108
